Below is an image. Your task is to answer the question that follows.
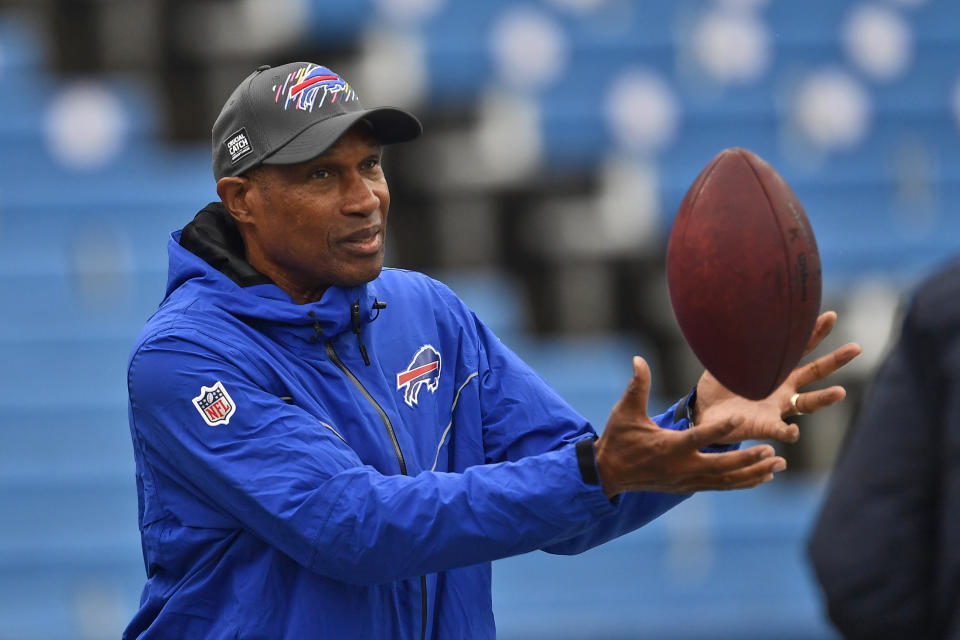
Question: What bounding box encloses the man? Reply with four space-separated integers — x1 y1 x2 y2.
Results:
809 259 960 639
124 61 861 638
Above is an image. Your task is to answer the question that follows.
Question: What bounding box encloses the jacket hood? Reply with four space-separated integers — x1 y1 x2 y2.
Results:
165 202 382 341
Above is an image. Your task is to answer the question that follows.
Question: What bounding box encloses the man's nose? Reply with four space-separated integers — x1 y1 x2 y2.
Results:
341 172 380 215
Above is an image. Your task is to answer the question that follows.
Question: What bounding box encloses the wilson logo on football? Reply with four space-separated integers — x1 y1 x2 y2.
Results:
397 345 441 407
192 381 237 427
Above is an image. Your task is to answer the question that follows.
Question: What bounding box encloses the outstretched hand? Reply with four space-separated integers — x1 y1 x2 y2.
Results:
693 311 862 444
594 311 861 499
594 356 785 499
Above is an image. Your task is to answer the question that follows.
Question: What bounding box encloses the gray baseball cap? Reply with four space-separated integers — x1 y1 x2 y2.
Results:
212 62 422 181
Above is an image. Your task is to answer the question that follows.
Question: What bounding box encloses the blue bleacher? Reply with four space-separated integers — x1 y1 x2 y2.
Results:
0 270 167 340
493 477 839 640
0 338 133 409
0 202 195 276
0 12 47 75
304 0 374 43
507 333 664 428
426 268 529 339
0 474 142 640
0 407 134 482
0 73 162 148
0 146 215 208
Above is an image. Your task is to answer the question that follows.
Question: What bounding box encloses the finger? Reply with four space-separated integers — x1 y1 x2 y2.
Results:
802 311 837 356
793 385 846 415
618 356 652 417
732 419 800 444
792 342 862 388
687 456 787 491
697 444 776 475
686 473 772 492
681 415 742 450
708 415 799 444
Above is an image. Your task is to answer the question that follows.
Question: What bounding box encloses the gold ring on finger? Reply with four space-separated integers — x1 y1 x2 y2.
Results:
790 392 804 416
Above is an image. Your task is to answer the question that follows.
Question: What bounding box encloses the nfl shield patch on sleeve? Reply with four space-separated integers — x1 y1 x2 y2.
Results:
192 381 237 426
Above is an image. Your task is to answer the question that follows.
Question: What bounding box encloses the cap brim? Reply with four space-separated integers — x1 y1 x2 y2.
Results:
262 107 422 166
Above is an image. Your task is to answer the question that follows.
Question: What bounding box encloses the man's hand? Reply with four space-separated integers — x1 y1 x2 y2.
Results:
594 356 785 499
693 311 862 444
594 311 861 499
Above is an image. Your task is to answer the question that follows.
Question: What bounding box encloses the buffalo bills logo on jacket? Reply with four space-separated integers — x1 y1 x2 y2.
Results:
396 345 441 407
192 381 237 427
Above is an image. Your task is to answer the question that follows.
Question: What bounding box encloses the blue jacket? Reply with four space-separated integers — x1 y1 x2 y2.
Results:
124 203 691 639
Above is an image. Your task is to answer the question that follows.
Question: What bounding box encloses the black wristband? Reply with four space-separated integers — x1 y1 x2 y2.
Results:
576 437 600 485
674 387 697 427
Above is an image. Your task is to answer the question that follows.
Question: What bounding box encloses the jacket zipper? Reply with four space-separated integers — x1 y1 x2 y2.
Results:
324 340 428 640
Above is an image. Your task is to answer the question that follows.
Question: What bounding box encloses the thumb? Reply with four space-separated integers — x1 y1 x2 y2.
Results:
619 356 651 418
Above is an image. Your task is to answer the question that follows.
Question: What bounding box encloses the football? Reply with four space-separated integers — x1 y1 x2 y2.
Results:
666 148 821 400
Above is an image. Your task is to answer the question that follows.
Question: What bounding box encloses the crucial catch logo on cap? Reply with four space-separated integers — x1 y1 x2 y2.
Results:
225 128 253 164
397 345 441 408
192 381 237 426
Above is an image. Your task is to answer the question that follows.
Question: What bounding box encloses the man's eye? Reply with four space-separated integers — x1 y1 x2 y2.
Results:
311 168 331 179
362 157 382 170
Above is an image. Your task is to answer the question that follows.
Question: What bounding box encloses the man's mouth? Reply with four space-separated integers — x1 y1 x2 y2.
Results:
340 226 382 255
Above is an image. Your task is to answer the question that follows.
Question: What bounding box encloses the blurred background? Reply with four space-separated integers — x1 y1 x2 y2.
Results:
0 0 956 637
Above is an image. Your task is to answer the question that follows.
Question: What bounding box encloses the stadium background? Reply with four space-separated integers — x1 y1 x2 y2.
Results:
0 0 956 637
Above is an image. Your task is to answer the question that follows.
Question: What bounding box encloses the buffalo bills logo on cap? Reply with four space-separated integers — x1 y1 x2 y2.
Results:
272 64 358 112
192 381 237 427
397 345 441 407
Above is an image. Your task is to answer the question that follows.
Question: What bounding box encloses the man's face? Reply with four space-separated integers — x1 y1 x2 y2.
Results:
241 125 390 303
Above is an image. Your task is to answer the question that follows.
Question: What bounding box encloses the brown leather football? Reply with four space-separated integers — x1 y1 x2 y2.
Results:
667 148 822 400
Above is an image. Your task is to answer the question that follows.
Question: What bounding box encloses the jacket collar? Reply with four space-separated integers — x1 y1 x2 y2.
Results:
167 202 382 344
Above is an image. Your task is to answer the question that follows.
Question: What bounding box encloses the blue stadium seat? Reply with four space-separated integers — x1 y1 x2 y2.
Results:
0 146 215 209
0 478 142 640
0 561 142 640
0 478 139 558
504 334 665 429
0 13 48 76
0 74 162 149
0 270 167 340
799 180 960 288
303 0 374 42
0 337 133 409
421 0 553 103
0 407 134 482
493 477 839 640
0 150 215 281
428 268 528 341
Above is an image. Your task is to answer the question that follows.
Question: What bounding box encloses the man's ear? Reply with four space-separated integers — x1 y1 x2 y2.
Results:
216 176 254 225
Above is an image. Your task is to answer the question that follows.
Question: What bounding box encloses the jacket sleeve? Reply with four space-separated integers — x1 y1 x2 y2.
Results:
467 312 695 554
129 330 622 586
807 296 941 638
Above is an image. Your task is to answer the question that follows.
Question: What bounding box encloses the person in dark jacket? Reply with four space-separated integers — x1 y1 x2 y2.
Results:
124 61 862 638
808 259 960 639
